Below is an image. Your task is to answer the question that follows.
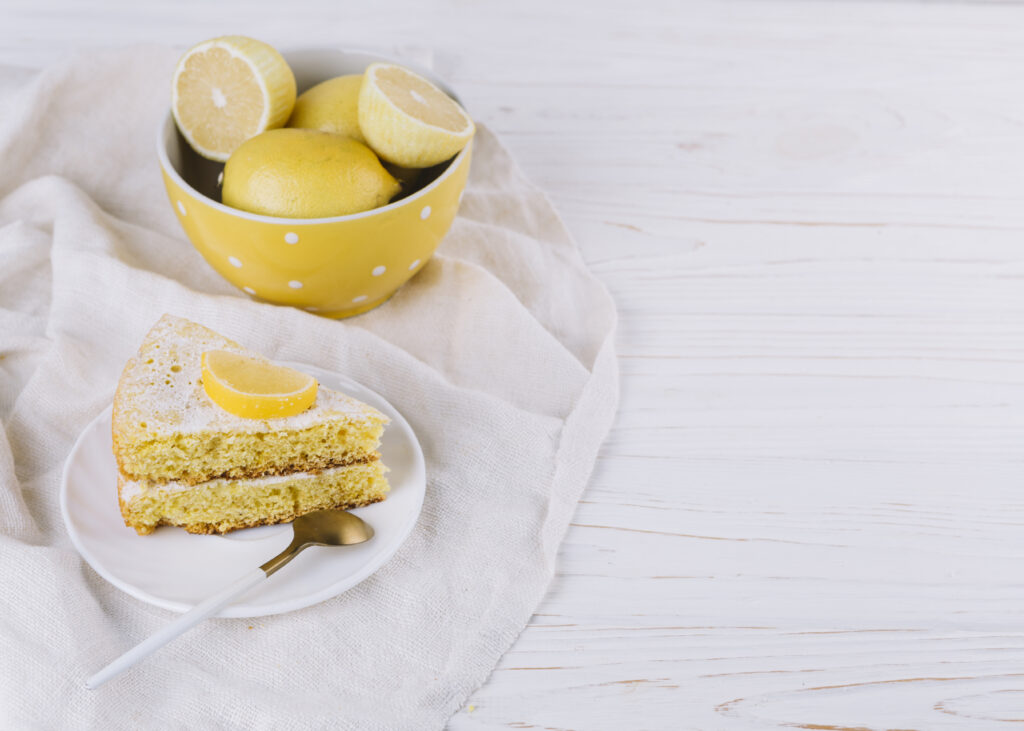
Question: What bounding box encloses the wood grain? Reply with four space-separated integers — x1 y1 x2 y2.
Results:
7 0 1024 728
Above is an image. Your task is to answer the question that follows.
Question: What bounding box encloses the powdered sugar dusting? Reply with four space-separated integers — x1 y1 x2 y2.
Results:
113 315 385 438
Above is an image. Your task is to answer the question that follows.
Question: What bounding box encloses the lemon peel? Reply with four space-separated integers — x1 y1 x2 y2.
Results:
287 74 366 144
222 128 400 218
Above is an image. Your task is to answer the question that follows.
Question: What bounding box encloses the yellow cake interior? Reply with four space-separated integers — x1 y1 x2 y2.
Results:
121 460 388 535
119 418 384 485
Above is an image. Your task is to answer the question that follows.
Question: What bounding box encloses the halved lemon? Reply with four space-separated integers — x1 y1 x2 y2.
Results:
358 62 474 168
172 36 296 162
201 350 317 419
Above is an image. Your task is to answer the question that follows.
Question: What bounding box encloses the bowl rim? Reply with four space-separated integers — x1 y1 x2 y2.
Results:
156 46 471 226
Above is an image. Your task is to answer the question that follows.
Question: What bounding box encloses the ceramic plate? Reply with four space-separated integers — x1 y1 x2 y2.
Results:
60 363 425 618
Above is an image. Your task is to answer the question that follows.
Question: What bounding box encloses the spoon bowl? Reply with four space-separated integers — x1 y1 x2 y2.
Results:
261 509 375 574
293 508 375 547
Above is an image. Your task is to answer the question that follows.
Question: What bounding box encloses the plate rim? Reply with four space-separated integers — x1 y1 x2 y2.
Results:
59 364 425 618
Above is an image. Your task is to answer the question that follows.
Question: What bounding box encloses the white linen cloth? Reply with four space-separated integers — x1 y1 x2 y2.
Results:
0 48 617 729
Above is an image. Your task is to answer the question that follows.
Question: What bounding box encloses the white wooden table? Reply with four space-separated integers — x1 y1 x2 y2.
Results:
8 0 1024 727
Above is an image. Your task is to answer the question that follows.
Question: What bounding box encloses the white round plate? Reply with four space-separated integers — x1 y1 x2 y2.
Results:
60 363 425 618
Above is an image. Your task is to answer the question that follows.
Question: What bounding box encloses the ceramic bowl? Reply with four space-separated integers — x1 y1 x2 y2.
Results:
157 48 472 318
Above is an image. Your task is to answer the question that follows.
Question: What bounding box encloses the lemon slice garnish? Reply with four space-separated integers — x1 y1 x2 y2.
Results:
358 62 474 168
201 350 317 419
172 36 296 162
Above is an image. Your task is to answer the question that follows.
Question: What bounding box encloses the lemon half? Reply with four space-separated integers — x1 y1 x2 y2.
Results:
172 36 296 162
358 62 474 168
201 350 317 419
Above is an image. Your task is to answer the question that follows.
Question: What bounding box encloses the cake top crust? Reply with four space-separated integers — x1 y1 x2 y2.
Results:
112 314 387 439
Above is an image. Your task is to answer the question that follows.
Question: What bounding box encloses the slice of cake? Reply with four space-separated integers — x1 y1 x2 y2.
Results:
112 314 389 535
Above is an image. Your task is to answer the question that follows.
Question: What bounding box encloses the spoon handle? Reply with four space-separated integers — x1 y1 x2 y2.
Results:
85 567 267 690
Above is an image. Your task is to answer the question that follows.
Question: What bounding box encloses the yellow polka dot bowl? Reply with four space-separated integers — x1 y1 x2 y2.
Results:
157 48 472 318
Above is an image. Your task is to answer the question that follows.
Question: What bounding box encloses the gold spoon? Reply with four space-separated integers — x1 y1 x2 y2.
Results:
86 509 374 689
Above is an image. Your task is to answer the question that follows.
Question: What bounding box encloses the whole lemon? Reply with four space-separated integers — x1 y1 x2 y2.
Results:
287 74 365 144
222 128 400 218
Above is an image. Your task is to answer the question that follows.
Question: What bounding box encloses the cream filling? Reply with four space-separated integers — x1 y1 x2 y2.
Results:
120 464 356 504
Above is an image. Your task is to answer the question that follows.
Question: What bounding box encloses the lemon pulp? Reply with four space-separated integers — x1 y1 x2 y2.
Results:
358 62 474 168
172 36 296 162
201 350 317 419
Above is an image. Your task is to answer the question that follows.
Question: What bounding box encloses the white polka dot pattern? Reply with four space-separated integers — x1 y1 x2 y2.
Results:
284 232 299 244
372 265 386 277
228 257 242 268
420 205 431 220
